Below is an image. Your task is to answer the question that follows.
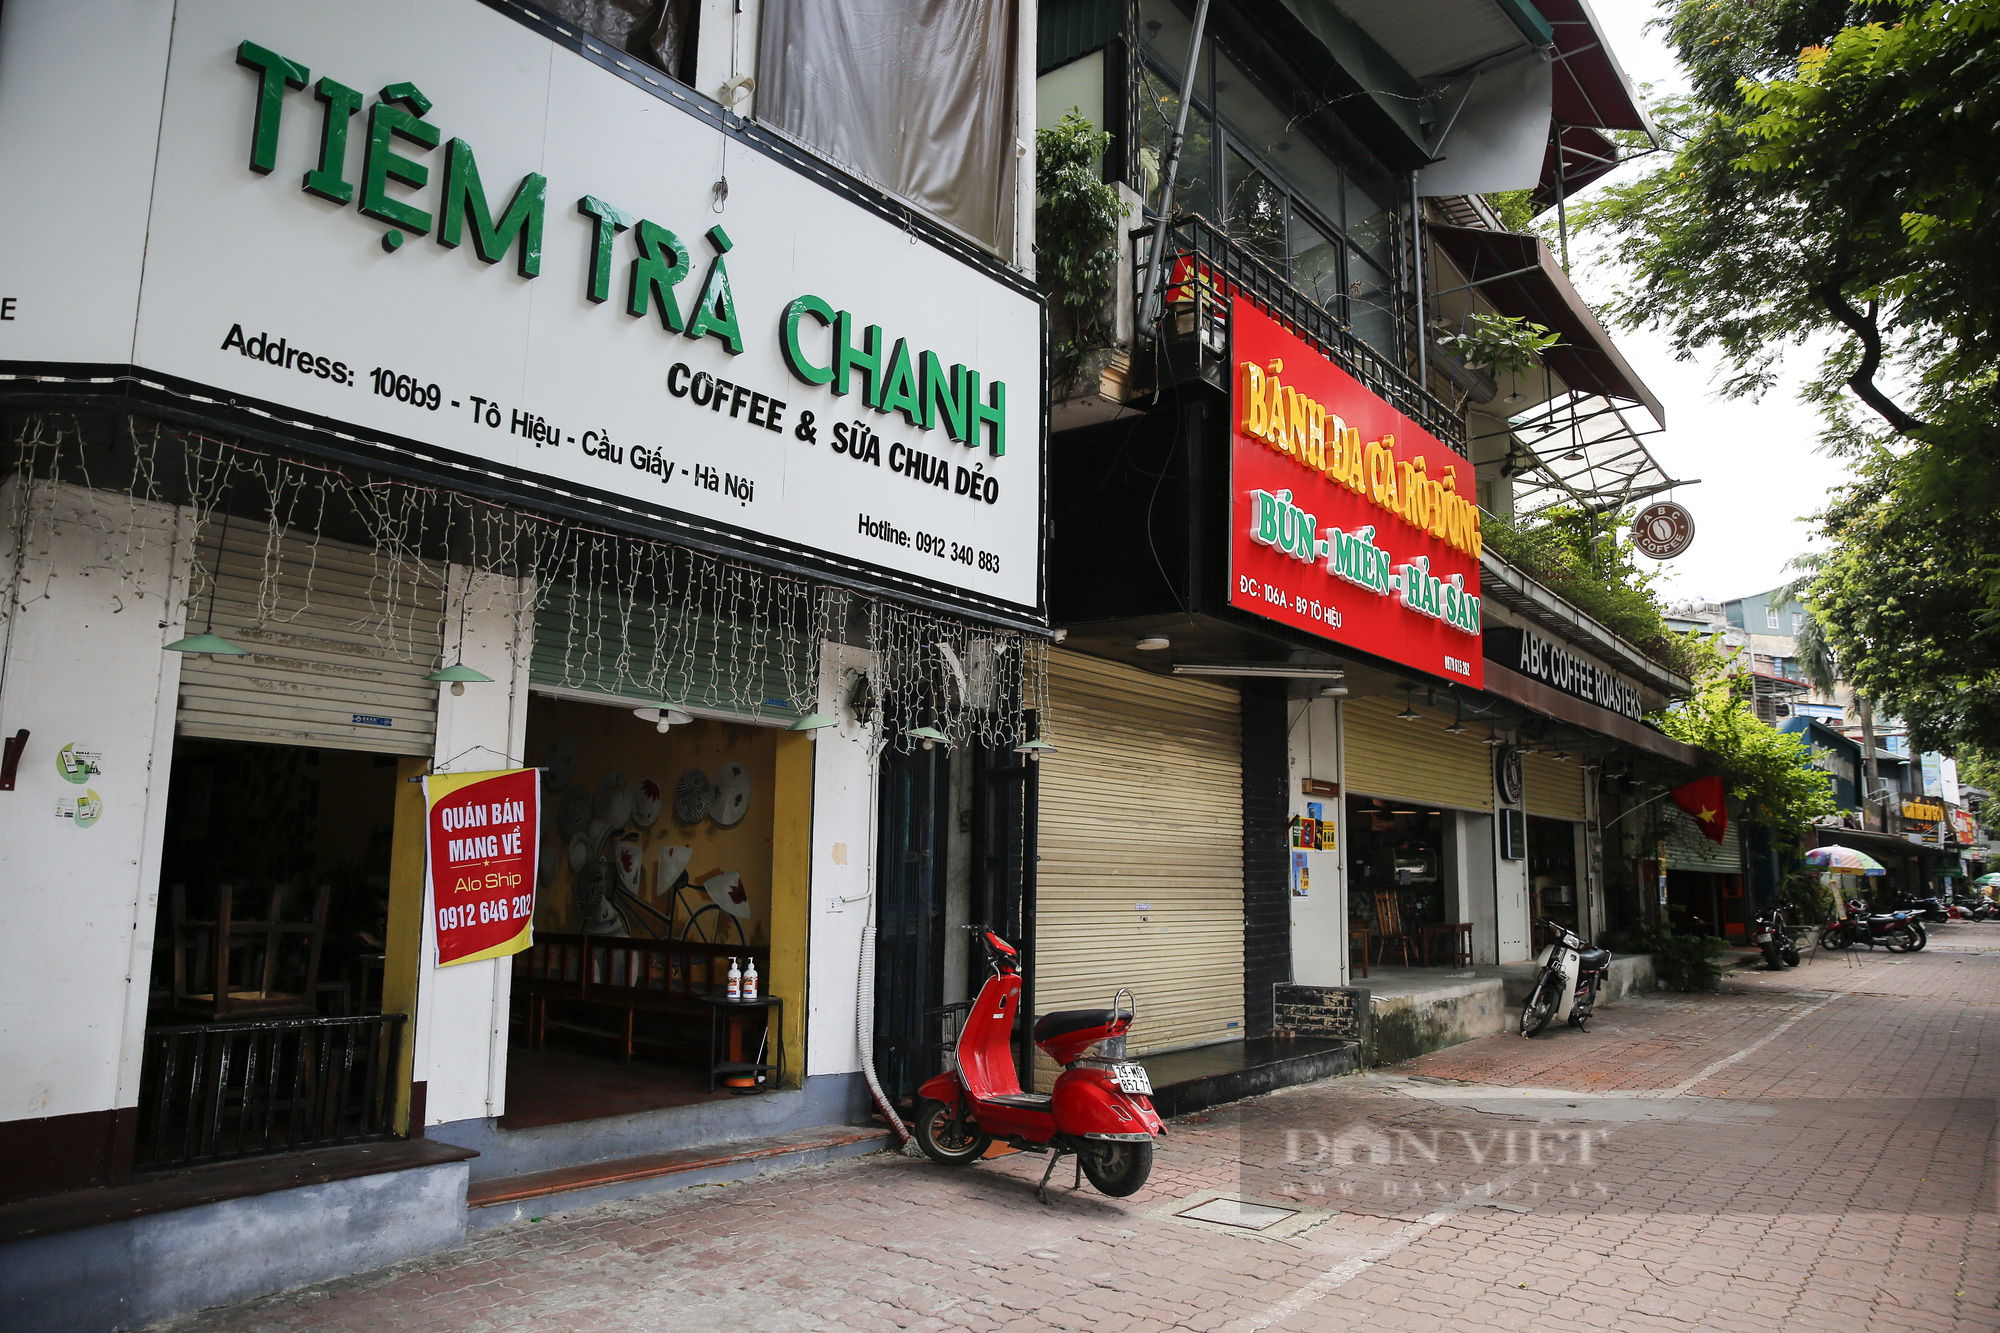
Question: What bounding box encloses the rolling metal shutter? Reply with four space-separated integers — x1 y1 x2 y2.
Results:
176 524 444 755
1342 695 1494 812
1035 650 1243 1056
1663 805 1741 873
1524 752 1586 822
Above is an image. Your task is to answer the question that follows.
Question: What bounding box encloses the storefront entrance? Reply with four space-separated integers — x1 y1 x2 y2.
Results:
140 737 408 1169
1347 796 1448 968
1527 816 1580 951
507 694 794 1128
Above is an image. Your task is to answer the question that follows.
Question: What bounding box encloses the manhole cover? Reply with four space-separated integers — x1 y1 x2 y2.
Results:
1175 1197 1299 1230
1154 1190 1333 1244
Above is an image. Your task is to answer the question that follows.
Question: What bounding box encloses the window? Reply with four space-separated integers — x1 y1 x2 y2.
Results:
1792 612 1804 633
1766 606 1781 629
1133 0 1406 363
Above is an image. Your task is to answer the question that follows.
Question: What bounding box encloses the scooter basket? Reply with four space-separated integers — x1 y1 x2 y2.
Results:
926 1000 972 1074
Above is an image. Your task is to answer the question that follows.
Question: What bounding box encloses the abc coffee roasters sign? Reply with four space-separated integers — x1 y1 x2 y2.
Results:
0 0 1043 622
1228 299 1483 687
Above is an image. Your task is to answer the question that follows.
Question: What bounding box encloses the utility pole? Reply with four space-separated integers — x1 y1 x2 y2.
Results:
1858 694 1882 829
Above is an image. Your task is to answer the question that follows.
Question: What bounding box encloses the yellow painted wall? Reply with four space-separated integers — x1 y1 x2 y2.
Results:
768 731 812 1086
525 697 776 947
383 754 429 1134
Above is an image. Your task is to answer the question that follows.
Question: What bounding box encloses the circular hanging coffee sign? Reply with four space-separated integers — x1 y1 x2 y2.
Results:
1632 502 1695 559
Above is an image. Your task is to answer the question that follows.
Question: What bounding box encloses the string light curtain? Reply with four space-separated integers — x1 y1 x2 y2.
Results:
3 413 1048 751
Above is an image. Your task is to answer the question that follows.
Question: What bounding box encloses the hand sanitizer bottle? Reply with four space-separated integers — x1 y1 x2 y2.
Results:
743 957 759 1001
726 956 742 1000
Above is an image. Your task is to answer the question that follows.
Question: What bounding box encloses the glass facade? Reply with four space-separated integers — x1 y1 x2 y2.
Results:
1134 0 1406 363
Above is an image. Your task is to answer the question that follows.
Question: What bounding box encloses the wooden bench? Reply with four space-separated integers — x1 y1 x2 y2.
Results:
512 934 770 1063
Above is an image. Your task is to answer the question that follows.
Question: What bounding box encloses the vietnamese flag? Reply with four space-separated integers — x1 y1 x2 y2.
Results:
1671 775 1729 844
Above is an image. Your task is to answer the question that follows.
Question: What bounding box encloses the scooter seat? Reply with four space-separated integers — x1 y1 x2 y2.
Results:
1577 947 1611 972
1033 1008 1122 1043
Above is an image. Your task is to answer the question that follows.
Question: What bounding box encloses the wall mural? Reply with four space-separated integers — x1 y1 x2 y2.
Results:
526 697 774 948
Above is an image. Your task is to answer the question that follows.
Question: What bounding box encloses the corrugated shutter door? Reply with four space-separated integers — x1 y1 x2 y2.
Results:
1524 753 1586 822
1663 805 1742 872
1342 696 1494 812
177 525 443 755
1036 650 1243 1056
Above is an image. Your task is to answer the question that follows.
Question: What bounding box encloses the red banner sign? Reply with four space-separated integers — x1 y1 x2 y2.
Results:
424 768 539 967
1228 298 1483 686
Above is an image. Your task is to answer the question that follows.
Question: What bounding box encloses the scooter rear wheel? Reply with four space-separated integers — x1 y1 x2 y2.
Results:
913 1098 992 1167
1080 1139 1154 1197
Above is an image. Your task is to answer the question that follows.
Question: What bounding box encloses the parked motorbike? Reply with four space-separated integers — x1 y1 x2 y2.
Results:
1819 901 1920 951
1971 900 2000 922
914 928 1164 1203
1752 904 1801 969
1520 920 1611 1036
1909 896 1950 923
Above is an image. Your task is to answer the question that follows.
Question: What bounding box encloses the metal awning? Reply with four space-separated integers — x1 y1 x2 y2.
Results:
1533 125 1620 213
1324 0 1550 82
1538 0 1654 135
1502 391 1681 516
1428 223 1685 515
1429 224 1661 417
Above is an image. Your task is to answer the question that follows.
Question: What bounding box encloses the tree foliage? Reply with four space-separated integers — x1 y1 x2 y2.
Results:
1574 0 2000 757
1812 448 2000 752
1651 647 1838 837
1481 505 1704 677
1035 110 1124 379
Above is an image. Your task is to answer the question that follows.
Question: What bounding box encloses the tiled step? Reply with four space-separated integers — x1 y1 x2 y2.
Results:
465 1123 889 1226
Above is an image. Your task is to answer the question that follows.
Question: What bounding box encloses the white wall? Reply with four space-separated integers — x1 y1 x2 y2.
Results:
804 644 877 1076
1287 696 1347 985
412 569 533 1126
0 480 186 1122
1462 812 1499 963
0 0 171 365
1495 811 1532 962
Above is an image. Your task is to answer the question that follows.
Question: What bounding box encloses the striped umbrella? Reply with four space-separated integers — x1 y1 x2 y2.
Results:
1802 845 1886 875
1972 872 2000 888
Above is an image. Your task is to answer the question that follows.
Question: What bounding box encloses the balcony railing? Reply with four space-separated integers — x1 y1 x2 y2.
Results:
1136 214 1465 449
135 1014 406 1171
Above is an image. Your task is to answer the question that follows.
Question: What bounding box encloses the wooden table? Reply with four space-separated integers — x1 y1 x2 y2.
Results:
698 994 783 1093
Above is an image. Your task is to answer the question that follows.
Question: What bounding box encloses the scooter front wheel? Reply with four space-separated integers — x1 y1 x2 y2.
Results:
1080 1139 1154 1197
1521 976 1556 1037
913 1098 992 1166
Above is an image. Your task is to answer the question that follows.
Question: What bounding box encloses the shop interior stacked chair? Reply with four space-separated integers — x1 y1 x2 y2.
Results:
169 881 331 1019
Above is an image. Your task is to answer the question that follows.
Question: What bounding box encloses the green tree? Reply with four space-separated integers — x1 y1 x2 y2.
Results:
1651 644 1838 837
1812 450 2000 754
1575 0 2000 753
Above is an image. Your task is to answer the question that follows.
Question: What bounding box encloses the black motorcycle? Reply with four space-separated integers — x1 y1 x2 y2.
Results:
1819 901 1920 952
1752 904 1801 969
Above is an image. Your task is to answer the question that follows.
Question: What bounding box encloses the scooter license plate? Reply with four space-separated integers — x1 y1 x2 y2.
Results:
1110 1063 1153 1096
1754 931 1771 943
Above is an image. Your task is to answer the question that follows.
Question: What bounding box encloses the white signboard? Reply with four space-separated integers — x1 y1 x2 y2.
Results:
9 0 1045 621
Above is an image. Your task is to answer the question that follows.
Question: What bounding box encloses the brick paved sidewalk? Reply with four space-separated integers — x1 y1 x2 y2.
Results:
163 949 1998 1333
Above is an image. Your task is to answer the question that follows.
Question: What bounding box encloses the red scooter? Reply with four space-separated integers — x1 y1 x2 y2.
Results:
914 928 1164 1202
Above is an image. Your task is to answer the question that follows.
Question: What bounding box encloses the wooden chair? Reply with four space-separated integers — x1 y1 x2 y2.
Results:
1348 923 1371 979
170 881 330 1020
1371 890 1415 967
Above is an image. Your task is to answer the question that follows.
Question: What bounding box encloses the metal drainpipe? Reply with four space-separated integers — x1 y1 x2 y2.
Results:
1135 0 1213 332
1411 170 1428 389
